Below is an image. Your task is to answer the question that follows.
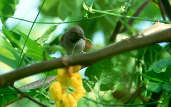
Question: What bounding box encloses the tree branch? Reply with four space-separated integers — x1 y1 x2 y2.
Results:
0 24 171 88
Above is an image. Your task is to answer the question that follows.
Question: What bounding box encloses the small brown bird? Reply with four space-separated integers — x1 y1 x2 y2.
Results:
61 26 86 54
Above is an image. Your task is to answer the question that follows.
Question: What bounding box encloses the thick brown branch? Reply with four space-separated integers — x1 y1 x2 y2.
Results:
0 24 171 88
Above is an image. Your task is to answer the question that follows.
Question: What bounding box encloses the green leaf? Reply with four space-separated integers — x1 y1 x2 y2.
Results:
0 0 19 22
41 0 82 19
58 0 82 19
2 26 21 49
0 47 17 69
85 59 119 91
145 65 171 82
149 58 171 73
137 44 162 69
0 86 19 107
0 86 48 107
0 35 19 68
2 27 45 61
162 82 171 92
78 97 98 107
37 25 57 45
147 81 161 93
139 2 160 19
40 0 59 17
83 0 94 7
18 31 45 61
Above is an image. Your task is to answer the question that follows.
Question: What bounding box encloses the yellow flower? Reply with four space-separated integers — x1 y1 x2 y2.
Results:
67 94 77 107
50 66 85 107
62 93 77 107
70 76 82 89
72 88 85 100
72 65 82 73
49 81 62 100
55 101 61 107
72 73 82 80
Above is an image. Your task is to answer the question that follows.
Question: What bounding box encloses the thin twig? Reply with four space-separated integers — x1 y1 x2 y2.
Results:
160 0 171 21
124 85 145 104
0 14 105 25
11 85 47 107
159 0 166 21
120 0 152 33
128 0 152 25
17 0 46 67
109 0 131 42
109 21 122 42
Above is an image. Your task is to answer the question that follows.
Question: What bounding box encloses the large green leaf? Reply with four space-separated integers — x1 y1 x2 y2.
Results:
145 65 171 82
0 35 19 68
2 26 21 49
145 66 171 92
3 27 46 61
18 31 45 61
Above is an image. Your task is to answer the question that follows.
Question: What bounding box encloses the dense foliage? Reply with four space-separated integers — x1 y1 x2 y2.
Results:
0 0 171 107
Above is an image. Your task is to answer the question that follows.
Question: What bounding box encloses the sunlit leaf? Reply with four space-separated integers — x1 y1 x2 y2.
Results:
18 31 45 61
0 35 19 68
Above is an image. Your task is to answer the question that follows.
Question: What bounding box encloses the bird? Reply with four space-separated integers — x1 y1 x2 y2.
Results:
61 26 86 54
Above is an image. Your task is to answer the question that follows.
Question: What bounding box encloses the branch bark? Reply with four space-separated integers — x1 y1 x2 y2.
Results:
0 24 171 88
